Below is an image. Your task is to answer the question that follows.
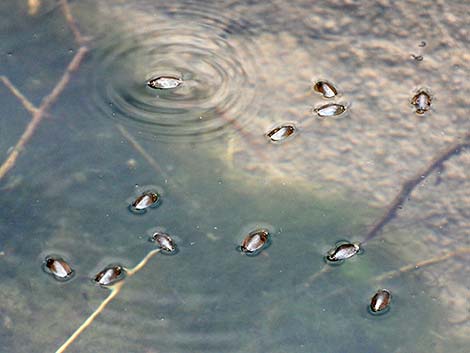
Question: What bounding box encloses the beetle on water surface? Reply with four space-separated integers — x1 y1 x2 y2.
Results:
240 229 270 255
326 242 361 262
94 265 125 287
370 289 392 313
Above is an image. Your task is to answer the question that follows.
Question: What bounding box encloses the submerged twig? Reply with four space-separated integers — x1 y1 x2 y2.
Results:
117 124 183 192
303 265 331 288
214 106 256 142
373 247 470 282
301 247 469 294
0 0 89 182
55 249 161 353
28 0 40 16
59 0 89 46
0 76 38 114
116 124 166 176
212 106 273 166
363 133 470 243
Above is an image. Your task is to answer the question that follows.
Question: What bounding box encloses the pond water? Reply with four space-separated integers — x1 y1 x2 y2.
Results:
0 1 469 353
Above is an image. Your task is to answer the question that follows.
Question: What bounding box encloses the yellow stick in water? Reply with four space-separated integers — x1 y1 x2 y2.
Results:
126 248 161 276
28 0 40 16
54 249 160 353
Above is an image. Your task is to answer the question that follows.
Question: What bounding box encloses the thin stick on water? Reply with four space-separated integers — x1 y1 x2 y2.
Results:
54 282 123 353
125 248 160 276
363 132 470 243
373 247 470 282
54 249 161 353
0 0 89 182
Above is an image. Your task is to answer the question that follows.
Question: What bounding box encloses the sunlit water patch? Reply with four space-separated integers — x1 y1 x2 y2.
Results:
88 3 261 141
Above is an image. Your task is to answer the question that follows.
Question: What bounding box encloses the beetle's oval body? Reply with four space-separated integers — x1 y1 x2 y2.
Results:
132 191 159 210
266 124 296 143
370 289 392 313
44 256 74 281
411 90 431 114
314 103 346 118
94 265 125 286
326 243 360 262
147 76 182 90
313 80 338 98
150 231 177 253
241 229 270 254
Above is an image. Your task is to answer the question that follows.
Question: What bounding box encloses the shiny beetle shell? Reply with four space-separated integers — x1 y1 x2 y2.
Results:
44 256 74 281
147 76 182 90
150 231 177 253
370 289 392 313
411 90 431 115
132 191 159 210
266 124 296 143
94 265 125 286
326 243 360 262
313 80 338 98
241 229 270 254
314 103 346 118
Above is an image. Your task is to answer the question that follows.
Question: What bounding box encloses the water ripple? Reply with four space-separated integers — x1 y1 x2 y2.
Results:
89 4 261 141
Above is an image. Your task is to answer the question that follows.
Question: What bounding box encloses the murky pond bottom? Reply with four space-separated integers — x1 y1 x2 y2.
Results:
0 164 444 353
0 1 469 353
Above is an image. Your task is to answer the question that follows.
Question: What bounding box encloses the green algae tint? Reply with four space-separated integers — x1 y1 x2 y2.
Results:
0 141 444 353
0 0 467 353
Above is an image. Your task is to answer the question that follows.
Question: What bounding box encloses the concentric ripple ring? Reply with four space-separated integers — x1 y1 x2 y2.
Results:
89 4 261 141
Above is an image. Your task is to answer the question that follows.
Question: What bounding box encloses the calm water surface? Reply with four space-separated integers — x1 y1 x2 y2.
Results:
1 1 469 352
